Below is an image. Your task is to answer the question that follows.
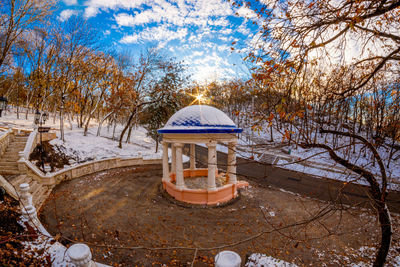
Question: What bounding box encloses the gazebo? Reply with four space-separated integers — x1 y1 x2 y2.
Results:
158 105 248 205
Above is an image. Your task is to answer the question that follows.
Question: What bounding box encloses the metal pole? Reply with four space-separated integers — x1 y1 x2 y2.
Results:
40 114 45 172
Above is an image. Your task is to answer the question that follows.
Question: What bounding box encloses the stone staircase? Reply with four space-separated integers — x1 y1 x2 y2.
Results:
0 132 52 209
6 174 53 209
0 133 29 175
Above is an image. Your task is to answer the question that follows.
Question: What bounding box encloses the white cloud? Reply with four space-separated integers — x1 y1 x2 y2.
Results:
221 28 232 35
89 0 233 28
103 30 111 36
63 0 77 5
120 24 188 44
83 0 148 18
192 51 204 57
236 5 257 19
237 23 250 36
114 11 163 27
58 9 79 22
80 0 248 82
84 6 99 18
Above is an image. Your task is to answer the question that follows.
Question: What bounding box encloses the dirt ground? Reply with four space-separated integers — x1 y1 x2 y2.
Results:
39 165 400 266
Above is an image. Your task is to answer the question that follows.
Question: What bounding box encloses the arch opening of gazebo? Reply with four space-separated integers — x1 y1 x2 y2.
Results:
157 105 248 205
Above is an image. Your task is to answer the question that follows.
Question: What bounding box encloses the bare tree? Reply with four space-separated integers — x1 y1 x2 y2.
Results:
0 0 55 73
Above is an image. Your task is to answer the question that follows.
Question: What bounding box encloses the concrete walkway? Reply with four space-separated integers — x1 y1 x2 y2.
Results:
192 145 400 214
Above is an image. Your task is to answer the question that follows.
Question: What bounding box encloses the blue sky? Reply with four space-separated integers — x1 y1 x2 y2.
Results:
57 0 260 82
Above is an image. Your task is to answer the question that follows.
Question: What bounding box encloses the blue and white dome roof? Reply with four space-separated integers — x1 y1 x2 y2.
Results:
158 105 242 134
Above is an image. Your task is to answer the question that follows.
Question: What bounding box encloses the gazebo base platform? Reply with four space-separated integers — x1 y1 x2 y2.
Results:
163 168 248 205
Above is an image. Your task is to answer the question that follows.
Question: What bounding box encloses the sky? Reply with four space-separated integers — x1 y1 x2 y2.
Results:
57 0 260 82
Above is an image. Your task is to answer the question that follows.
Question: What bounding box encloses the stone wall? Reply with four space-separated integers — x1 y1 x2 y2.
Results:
0 129 13 157
18 130 162 186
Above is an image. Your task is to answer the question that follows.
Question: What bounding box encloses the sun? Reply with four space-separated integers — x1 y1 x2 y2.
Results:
187 88 209 106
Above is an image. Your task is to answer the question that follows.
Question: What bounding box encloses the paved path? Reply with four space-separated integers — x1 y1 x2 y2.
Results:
190 145 400 214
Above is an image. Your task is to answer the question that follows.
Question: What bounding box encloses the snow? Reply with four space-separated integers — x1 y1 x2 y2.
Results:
0 106 188 169
162 105 236 128
226 111 400 192
50 126 162 162
0 127 9 137
246 253 298 267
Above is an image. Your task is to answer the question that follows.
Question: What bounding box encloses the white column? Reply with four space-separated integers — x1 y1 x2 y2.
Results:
207 141 217 190
215 251 241 267
19 183 32 207
190 143 196 170
162 141 169 181
175 143 185 189
227 141 237 184
171 143 176 174
19 183 40 227
67 243 97 267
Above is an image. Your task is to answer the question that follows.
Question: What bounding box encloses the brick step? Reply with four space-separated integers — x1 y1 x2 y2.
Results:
3 174 19 186
5 149 23 154
8 142 26 145
1 157 20 162
5 150 24 154
9 142 26 147
10 175 32 188
0 161 19 166
29 180 39 193
35 187 53 209
2 151 20 155
32 186 47 205
2 155 20 158
0 165 18 170
12 141 27 145
31 180 46 196
3 150 20 155
0 169 20 175
4 148 22 152
14 136 29 139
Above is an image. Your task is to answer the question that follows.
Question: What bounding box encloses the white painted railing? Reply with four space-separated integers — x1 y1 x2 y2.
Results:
20 130 38 160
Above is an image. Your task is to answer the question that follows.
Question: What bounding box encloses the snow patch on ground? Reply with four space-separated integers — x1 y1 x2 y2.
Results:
50 127 162 162
246 253 298 267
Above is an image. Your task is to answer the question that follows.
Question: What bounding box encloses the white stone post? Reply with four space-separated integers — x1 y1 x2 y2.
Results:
171 143 176 174
21 205 40 225
227 141 237 184
207 142 217 190
175 143 185 189
162 141 169 181
190 143 196 170
215 251 241 267
67 243 97 267
19 183 32 207
19 183 40 227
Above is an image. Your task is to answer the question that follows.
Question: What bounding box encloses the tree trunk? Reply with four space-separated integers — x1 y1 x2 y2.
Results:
373 203 392 267
83 114 92 136
126 124 133 143
68 112 73 130
112 120 117 140
97 111 113 137
270 124 274 142
119 108 136 148
60 108 65 141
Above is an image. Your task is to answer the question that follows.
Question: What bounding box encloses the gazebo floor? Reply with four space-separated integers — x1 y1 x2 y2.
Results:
173 176 227 189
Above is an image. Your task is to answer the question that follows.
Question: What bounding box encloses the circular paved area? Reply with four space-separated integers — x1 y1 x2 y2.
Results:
39 165 399 266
